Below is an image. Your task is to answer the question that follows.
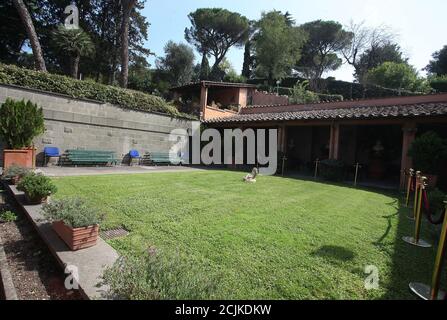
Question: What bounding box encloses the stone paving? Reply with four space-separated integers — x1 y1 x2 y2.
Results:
39 165 203 177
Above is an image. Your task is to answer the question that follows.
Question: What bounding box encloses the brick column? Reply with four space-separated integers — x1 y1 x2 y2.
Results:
400 122 418 187
329 123 340 160
200 84 208 121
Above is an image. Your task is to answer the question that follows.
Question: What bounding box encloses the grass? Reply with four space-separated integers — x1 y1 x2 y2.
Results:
52 170 441 300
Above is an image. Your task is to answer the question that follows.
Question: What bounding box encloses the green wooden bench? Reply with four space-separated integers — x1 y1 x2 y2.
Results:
64 149 120 166
149 152 182 166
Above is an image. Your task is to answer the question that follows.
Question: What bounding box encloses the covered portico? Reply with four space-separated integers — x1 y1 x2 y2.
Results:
204 94 447 188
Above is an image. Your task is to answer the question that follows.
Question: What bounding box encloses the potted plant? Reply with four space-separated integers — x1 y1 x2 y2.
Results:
42 198 103 251
0 98 45 169
17 173 57 205
1 165 30 185
408 131 447 187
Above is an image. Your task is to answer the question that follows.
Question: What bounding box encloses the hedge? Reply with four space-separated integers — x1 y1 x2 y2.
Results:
249 77 421 100
256 85 344 102
0 63 196 119
429 77 447 93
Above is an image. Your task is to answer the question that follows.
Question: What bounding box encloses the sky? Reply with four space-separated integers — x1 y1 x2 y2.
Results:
142 0 446 82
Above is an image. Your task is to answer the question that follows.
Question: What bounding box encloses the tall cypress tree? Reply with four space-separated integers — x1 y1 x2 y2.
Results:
242 41 253 79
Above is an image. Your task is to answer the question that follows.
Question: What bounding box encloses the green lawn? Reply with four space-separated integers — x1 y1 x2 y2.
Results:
52 170 440 299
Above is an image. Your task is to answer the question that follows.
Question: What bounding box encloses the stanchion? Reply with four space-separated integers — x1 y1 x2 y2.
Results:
314 159 320 180
353 163 362 187
408 171 422 220
409 201 447 300
403 176 432 248
281 155 287 177
405 169 415 208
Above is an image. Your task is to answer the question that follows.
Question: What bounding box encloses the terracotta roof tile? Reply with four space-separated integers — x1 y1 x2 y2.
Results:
204 102 447 124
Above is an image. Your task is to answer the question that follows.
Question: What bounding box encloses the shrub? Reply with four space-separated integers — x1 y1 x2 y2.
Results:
0 211 17 223
408 131 447 174
319 159 346 182
0 98 45 149
1 165 30 180
42 197 102 228
429 75 447 92
289 81 320 104
427 189 446 216
17 173 57 200
249 76 421 99
102 250 219 300
0 63 196 120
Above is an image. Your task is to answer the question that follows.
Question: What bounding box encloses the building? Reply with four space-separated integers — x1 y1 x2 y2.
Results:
202 92 447 188
170 81 289 120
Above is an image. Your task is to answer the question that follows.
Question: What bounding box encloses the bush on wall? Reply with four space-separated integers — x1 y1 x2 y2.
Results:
0 63 196 119
429 75 447 92
249 76 422 100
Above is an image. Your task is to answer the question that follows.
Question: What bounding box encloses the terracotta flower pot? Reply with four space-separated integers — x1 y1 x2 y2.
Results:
3 148 35 169
24 193 48 205
52 220 99 251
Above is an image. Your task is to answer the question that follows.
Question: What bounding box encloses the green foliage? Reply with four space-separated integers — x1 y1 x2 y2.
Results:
2 165 30 180
429 75 447 92
42 197 102 228
297 20 352 82
366 62 430 93
17 173 57 200
0 98 45 149
408 131 447 174
254 11 306 83
425 45 447 76
427 189 447 216
319 159 346 182
103 251 219 300
52 26 95 58
355 43 407 83
0 210 17 223
0 63 196 119
156 41 195 87
289 81 320 104
223 69 246 83
185 8 249 80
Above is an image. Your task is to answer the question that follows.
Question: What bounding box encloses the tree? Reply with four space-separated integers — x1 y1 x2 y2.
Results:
253 11 306 85
120 0 137 88
12 0 47 72
366 62 429 92
185 8 249 80
296 20 352 89
425 45 447 76
241 20 256 79
52 26 95 79
157 41 195 86
342 21 400 82
128 56 152 92
241 41 254 79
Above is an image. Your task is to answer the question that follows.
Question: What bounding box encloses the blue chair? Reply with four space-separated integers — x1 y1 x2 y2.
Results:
44 146 61 166
129 149 141 165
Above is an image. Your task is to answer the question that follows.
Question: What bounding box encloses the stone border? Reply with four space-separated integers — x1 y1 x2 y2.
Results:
0 234 19 300
4 183 119 300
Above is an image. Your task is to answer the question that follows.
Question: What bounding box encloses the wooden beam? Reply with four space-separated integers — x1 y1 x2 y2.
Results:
329 123 340 160
200 84 208 121
400 122 418 188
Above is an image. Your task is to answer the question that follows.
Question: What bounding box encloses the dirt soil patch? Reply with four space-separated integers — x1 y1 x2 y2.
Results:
0 188 83 300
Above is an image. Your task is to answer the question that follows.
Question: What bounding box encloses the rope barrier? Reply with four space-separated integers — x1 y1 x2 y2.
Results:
421 188 446 225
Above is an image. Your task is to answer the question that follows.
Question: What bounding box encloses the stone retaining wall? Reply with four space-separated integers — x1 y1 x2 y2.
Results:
0 84 194 166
